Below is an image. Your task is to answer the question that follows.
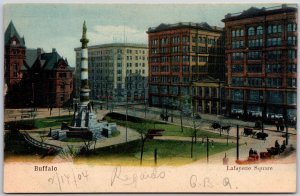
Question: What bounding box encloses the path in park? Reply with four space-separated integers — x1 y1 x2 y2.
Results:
6 107 296 165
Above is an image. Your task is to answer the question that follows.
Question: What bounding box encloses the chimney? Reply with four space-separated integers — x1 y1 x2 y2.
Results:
52 48 56 53
37 48 42 56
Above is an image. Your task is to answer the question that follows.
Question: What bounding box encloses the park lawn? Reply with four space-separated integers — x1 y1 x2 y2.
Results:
6 115 72 129
75 139 236 166
104 113 232 139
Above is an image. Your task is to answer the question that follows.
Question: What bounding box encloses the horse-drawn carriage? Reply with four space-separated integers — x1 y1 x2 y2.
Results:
160 113 169 121
211 122 231 134
242 127 268 140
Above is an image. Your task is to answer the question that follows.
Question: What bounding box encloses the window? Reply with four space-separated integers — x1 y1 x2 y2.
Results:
183 56 189 62
170 65 179 73
256 26 263 35
232 77 243 86
248 27 255 36
182 66 189 73
287 92 297 105
248 51 262 60
13 64 18 77
266 78 282 87
248 90 261 102
266 64 282 73
232 52 244 60
247 64 262 73
248 39 263 48
288 64 297 73
268 24 282 34
288 23 297 32
267 91 283 104
232 30 236 37
288 50 297 59
231 89 243 101
288 36 297 45
287 78 297 87
248 78 263 87
267 50 281 59
232 64 243 72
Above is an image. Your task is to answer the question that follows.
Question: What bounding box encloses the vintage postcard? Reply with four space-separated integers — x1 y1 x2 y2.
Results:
3 2 297 193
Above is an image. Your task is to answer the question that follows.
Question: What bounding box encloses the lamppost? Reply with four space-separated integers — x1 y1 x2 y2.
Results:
191 114 202 158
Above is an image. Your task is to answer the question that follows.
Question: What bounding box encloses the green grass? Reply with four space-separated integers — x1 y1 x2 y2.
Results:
104 113 232 139
6 115 72 129
75 139 236 166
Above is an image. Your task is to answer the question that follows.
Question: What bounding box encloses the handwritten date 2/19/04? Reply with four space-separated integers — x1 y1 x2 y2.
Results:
190 175 237 190
48 170 88 191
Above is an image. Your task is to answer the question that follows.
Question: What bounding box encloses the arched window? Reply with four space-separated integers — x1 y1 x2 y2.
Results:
272 25 278 33
232 30 236 37
248 27 255 36
256 26 263 35
13 64 18 77
240 29 244 36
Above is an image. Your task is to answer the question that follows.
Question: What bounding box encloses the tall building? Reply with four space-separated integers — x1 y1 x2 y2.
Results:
147 22 225 109
222 4 297 122
74 43 148 103
4 21 26 89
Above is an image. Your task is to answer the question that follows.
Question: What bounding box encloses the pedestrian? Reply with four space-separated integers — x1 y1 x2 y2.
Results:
275 140 280 149
249 148 254 156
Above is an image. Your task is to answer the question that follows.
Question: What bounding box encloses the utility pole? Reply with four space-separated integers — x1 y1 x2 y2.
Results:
206 136 209 163
236 125 239 161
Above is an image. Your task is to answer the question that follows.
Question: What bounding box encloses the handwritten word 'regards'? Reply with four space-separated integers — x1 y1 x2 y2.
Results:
48 170 88 191
111 166 165 187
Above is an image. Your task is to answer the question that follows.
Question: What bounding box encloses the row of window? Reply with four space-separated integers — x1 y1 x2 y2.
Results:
232 37 297 48
230 64 296 73
126 62 146 67
150 76 190 84
231 23 297 38
231 90 296 105
231 77 297 88
150 56 208 63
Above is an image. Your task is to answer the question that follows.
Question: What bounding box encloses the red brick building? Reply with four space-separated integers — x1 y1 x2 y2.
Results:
222 4 297 122
147 22 225 109
4 21 26 88
27 49 74 108
4 21 74 108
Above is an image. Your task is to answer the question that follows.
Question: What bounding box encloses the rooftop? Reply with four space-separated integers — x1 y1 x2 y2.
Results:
5 21 25 47
223 4 297 22
147 22 224 33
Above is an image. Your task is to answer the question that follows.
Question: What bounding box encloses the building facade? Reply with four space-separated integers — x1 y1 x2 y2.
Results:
5 21 74 108
192 76 225 115
74 43 148 103
147 22 225 109
223 4 297 122
4 21 26 89
28 49 74 107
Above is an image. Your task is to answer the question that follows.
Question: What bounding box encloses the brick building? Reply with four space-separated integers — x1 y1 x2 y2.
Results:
4 21 26 89
147 22 225 109
28 49 74 107
222 4 297 122
4 21 74 108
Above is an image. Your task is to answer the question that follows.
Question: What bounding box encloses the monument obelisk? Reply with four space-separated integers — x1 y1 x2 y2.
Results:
66 21 116 139
79 21 90 106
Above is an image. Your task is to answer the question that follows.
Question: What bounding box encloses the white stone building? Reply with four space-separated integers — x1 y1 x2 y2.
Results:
74 43 148 103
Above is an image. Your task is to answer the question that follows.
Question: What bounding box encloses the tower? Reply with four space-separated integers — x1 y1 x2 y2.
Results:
4 21 26 88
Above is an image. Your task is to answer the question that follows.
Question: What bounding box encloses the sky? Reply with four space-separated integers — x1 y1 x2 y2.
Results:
4 3 284 67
